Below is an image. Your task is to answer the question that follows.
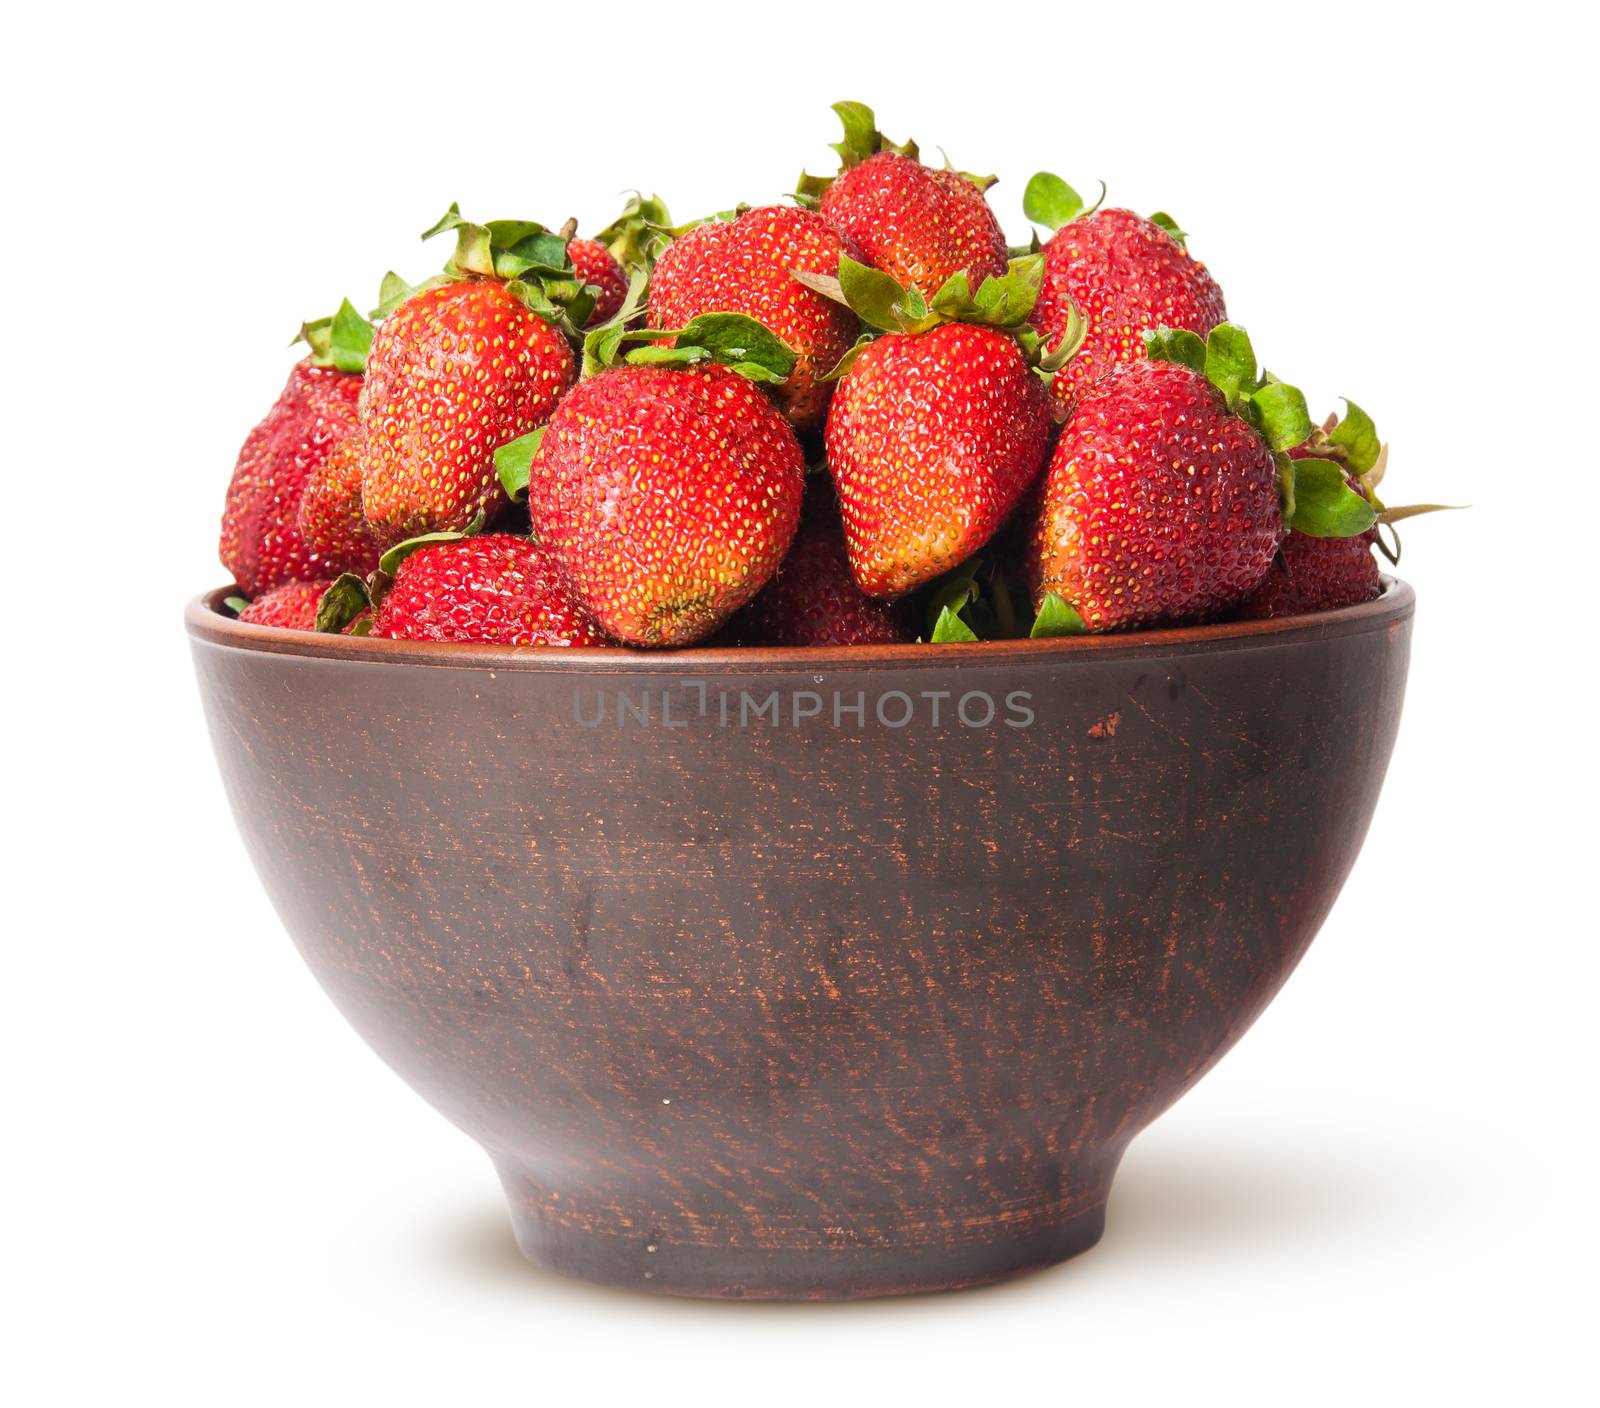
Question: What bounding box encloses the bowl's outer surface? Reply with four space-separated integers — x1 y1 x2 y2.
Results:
188 582 1413 1299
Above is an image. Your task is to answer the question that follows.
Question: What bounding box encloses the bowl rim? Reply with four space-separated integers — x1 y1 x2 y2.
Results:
186 577 1413 674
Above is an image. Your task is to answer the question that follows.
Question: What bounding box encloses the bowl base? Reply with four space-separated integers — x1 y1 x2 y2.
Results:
495 1163 1108 1300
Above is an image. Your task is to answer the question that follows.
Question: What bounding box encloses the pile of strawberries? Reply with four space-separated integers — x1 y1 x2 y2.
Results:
220 103 1442 647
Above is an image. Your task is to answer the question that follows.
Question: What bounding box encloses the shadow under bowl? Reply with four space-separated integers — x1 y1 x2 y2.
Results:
187 580 1414 1299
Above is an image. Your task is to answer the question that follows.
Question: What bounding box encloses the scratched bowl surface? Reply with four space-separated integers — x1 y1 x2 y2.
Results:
187 580 1413 1299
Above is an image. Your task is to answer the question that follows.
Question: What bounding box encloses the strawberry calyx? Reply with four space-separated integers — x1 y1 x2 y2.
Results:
575 266 797 385
593 192 674 273
421 203 599 338
315 511 487 633
1145 324 1374 539
919 557 1045 643
294 298 375 373
494 427 546 504
1290 404 1462 562
795 100 921 203
1021 172 1107 233
793 253 1063 381
919 557 1086 643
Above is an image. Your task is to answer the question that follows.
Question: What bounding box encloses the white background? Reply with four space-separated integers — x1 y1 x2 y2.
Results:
4 2 1595 1403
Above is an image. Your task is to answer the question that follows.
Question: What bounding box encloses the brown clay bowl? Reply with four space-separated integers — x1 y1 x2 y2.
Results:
187 579 1413 1300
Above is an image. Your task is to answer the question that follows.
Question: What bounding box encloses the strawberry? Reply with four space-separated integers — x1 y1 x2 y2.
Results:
365 533 604 646
1235 514 1379 619
808 255 1056 599
1026 324 1377 632
295 433 383 579
648 205 863 430
358 206 587 547
513 312 806 646
232 580 333 632
729 481 915 646
805 102 1007 299
1022 175 1227 408
1235 403 1452 619
563 221 629 326
218 357 362 596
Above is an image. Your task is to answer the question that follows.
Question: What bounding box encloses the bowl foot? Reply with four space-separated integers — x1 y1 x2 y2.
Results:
494 1163 1108 1301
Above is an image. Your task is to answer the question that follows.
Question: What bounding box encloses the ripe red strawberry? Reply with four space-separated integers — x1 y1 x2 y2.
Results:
526 348 806 647
568 235 628 325
729 482 915 646
808 102 1006 299
1023 180 1227 408
360 280 575 547
218 360 361 596
648 206 863 430
236 580 333 632
827 319 1053 599
1026 324 1374 631
295 434 383 578
1235 407 1400 619
369 534 604 646
1235 516 1379 619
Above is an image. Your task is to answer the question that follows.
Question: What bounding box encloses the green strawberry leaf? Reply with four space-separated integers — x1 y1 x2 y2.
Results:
483 221 571 280
1203 323 1257 406
840 254 925 332
818 333 875 382
297 299 374 372
623 342 708 367
376 510 487 577
1248 381 1316 453
1144 326 1208 373
1023 171 1085 231
925 559 983 635
315 574 372 634
1288 458 1378 538
1328 398 1381 475
595 192 674 271
931 253 1044 329
580 268 653 376
495 427 545 502
1030 591 1087 638
674 312 797 381
931 605 979 644
507 275 596 337
830 100 880 168
369 271 450 320
223 595 250 616
790 177 827 207
1149 211 1188 246
327 299 374 373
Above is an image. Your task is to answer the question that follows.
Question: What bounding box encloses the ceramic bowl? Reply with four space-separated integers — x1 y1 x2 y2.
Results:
187 579 1413 1299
